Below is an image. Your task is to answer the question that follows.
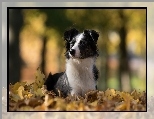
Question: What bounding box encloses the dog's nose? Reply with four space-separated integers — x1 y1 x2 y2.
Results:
70 49 75 56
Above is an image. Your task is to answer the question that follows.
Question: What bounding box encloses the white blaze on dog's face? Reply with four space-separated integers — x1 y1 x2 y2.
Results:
70 34 83 58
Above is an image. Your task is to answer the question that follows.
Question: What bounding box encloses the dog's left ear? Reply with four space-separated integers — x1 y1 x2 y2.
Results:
84 30 99 43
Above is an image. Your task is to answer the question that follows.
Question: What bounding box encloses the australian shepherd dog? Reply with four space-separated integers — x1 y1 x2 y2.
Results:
45 28 99 97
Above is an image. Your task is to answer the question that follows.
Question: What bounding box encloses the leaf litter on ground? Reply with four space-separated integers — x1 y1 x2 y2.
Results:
9 67 146 111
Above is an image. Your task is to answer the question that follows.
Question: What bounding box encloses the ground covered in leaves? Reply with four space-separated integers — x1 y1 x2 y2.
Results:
9 68 146 111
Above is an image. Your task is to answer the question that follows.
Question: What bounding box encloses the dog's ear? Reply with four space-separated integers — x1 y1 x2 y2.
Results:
84 30 99 43
64 28 79 42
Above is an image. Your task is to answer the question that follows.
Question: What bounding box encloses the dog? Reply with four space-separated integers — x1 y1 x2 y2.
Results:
44 28 99 97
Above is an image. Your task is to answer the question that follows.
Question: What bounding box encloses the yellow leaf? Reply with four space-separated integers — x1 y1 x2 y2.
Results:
104 88 116 100
34 88 44 97
10 82 26 94
17 86 24 100
35 67 45 88
9 92 21 102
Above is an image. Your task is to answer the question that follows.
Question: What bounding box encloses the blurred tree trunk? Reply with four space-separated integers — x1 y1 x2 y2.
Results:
41 36 47 74
9 9 23 84
118 10 131 91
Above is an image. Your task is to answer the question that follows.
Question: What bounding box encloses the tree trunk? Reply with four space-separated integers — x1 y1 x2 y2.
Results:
9 9 23 84
41 36 47 74
119 10 131 91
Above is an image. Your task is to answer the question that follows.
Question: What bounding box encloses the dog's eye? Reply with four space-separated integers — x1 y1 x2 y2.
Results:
80 41 85 45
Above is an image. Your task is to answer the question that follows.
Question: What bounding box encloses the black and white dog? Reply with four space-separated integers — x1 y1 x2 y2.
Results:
44 28 99 97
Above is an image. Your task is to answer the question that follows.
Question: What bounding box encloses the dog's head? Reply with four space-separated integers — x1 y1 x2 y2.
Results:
64 28 99 59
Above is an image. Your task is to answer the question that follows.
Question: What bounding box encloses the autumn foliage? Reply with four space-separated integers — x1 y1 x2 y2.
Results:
9 68 146 111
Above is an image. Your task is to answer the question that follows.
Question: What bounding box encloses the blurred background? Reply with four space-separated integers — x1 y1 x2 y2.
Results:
8 8 146 92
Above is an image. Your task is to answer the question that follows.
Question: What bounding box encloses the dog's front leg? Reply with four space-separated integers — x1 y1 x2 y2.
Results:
70 87 82 96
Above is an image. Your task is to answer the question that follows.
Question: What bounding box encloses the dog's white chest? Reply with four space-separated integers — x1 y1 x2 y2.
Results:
66 58 96 96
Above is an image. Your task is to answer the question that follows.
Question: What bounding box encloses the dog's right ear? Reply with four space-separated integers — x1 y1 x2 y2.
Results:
64 28 79 42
